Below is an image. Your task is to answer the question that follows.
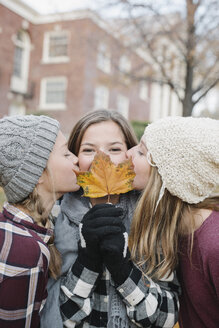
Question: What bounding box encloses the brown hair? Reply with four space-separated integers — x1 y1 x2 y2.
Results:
129 166 219 280
16 181 62 279
68 109 138 155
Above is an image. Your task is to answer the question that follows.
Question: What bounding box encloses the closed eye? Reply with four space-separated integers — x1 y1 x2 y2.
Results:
109 148 122 152
82 148 95 153
64 150 72 157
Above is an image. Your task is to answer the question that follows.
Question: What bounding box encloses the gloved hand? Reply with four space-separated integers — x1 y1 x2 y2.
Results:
100 223 133 285
78 203 123 272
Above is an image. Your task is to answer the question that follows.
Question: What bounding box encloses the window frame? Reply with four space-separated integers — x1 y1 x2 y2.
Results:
96 43 111 74
117 94 129 119
42 30 70 64
39 76 68 110
119 55 131 73
139 81 149 101
94 85 109 110
10 31 31 94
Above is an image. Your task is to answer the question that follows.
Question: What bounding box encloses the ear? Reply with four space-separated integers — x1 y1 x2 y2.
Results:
38 171 46 184
38 176 44 184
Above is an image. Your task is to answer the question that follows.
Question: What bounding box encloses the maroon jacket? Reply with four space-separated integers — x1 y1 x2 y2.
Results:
179 210 219 328
0 203 52 328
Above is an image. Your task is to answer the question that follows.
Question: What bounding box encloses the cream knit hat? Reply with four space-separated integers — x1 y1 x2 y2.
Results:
142 116 219 204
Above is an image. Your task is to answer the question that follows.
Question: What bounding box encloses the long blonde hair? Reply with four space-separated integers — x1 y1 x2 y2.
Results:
16 179 62 279
129 167 219 280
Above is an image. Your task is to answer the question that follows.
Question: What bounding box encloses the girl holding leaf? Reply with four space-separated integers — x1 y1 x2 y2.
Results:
41 110 180 328
127 116 219 328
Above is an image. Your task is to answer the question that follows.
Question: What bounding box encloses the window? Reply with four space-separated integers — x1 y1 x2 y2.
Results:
40 77 67 110
43 31 69 63
9 104 26 116
97 43 111 74
139 81 148 101
119 55 131 73
49 35 68 57
94 85 109 109
13 46 23 77
117 94 129 119
10 30 31 94
119 55 131 84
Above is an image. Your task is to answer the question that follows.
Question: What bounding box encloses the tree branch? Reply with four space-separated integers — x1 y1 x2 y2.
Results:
193 78 219 105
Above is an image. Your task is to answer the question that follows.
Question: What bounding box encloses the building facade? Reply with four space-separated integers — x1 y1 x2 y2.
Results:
0 0 150 135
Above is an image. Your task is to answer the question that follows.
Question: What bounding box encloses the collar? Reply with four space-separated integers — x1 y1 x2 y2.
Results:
3 202 53 244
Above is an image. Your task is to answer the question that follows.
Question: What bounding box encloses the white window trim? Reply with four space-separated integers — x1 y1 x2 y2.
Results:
42 30 70 64
97 43 111 74
10 31 31 94
117 94 129 119
139 81 149 101
94 85 109 110
119 55 131 73
9 104 26 116
39 76 67 110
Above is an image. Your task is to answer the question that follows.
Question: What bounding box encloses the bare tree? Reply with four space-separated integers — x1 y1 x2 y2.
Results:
98 0 219 116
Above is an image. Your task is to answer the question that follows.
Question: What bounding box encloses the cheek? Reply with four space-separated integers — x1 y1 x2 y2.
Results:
62 163 79 184
109 152 127 165
131 158 149 189
132 157 141 175
78 155 94 171
58 162 74 180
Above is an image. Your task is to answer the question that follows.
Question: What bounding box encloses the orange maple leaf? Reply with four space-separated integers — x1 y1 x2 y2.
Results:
75 151 135 199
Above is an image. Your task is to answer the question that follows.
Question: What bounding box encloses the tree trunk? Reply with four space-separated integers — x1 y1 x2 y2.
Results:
182 0 196 117
182 92 194 116
182 54 195 116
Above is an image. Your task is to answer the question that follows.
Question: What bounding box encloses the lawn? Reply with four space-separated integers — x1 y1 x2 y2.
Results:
0 187 6 211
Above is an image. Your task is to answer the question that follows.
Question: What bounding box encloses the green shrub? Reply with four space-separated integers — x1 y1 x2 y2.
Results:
131 120 149 141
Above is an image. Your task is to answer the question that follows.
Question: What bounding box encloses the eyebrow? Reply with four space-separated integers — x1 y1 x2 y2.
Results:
81 141 124 146
80 142 95 147
140 140 148 151
61 142 68 148
109 142 124 146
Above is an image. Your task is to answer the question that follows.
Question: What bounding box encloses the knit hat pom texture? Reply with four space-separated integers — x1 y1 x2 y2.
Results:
143 116 219 204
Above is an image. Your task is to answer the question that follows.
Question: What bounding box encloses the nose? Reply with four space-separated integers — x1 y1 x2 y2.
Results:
72 154 79 165
99 147 106 154
126 148 133 159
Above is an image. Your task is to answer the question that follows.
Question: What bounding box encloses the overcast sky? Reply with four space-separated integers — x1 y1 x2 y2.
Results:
20 0 186 19
21 0 99 14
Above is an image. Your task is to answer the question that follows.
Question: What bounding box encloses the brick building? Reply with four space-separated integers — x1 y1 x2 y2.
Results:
0 0 151 135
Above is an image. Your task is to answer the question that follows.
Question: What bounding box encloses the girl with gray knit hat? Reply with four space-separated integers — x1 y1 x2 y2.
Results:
127 116 219 328
0 115 80 328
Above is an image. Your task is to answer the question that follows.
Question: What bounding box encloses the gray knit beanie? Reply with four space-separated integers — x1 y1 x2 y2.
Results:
143 116 219 204
0 115 60 203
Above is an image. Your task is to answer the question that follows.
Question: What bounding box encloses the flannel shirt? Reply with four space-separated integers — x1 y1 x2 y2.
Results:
0 203 52 328
60 257 180 328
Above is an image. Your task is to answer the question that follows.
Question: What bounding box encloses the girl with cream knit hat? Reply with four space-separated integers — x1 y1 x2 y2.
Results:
127 116 219 328
0 115 80 328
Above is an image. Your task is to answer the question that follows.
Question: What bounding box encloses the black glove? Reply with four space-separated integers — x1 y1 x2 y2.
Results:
78 204 123 272
100 222 133 285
